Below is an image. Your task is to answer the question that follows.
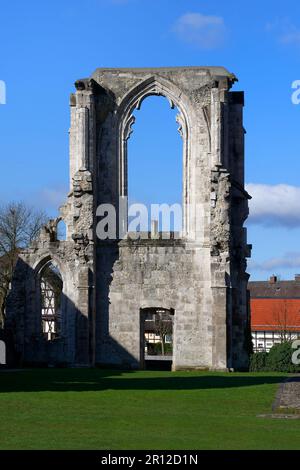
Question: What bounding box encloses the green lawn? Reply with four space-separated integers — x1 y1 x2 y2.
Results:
0 369 299 450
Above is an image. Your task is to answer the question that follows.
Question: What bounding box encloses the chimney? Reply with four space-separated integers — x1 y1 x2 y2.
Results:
269 275 277 284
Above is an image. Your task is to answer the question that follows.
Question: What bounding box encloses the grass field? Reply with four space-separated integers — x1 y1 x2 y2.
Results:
0 369 299 450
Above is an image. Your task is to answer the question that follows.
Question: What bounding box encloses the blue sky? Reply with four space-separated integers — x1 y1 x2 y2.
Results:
1 0 300 280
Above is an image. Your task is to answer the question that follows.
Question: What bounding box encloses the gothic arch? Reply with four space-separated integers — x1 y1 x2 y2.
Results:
116 75 203 237
32 257 64 341
33 255 66 281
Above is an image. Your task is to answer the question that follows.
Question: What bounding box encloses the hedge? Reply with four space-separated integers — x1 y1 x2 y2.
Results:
249 341 300 373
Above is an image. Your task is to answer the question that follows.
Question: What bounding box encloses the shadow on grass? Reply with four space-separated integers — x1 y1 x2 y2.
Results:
0 369 286 393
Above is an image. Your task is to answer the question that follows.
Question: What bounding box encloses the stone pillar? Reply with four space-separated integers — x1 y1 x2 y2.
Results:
75 268 91 365
77 107 89 169
211 85 222 168
69 79 96 189
68 79 98 366
210 167 231 370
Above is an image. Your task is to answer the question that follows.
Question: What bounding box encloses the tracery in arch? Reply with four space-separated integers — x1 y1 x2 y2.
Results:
118 77 190 235
126 95 183 234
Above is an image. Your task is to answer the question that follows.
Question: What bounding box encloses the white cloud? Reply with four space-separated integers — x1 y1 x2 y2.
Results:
173 12 226 49
246 183 300 228
248 252 300 272
280 30 300 46
0 184 68 217
39 186 68 210
266 18 300 46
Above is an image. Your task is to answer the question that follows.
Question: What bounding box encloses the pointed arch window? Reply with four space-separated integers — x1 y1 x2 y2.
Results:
40 262 63 341
118 77 190 237
127 95 183 233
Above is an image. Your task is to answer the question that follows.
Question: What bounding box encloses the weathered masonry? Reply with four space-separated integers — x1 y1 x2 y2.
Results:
6 67 251 370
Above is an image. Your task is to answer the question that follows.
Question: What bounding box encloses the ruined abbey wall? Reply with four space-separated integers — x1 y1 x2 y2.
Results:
6 67 251 370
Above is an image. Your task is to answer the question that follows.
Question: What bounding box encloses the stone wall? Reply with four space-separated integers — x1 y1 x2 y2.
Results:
96 239 215 370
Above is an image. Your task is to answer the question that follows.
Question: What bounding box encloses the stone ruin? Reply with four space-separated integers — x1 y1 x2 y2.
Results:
6 67 251 370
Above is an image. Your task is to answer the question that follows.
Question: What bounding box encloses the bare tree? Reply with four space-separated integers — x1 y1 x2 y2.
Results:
269 299 298 342
153 311 173 356
0 202 48 327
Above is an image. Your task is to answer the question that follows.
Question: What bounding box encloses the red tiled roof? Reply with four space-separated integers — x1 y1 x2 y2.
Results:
251 298 300 332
